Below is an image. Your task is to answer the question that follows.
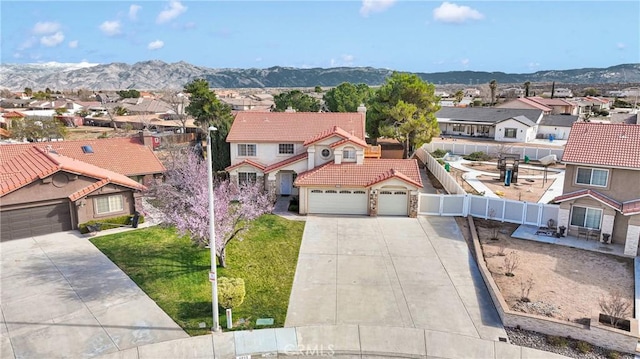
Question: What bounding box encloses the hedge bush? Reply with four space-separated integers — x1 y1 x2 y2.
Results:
431 149 447 158
218 277 246 309
79 213 145 234
463 151 491 161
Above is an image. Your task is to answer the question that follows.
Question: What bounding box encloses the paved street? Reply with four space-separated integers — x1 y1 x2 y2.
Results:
0 231 188 359
285 215 506 341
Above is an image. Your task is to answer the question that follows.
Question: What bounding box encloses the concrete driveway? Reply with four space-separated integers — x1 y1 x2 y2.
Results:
285 215 506 341
0 231 187 359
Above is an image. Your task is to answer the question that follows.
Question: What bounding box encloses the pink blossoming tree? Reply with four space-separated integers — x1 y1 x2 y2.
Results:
148 150 273 267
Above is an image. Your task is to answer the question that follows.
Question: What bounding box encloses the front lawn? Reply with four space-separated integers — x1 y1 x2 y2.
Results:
90 214 305 336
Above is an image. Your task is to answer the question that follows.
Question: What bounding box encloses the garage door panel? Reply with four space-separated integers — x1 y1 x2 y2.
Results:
308 189 368 215
378 190 408 216
1 203 72 241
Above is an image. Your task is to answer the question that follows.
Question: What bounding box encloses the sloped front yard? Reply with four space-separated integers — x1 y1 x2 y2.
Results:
462 218 634 324
90 214 305 336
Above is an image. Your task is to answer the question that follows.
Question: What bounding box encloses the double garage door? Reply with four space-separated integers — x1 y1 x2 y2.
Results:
1 203 72 241
308 189 408 216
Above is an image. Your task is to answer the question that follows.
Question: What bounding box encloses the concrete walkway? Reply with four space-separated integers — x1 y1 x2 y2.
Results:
0 231 188 359
285 216 506 341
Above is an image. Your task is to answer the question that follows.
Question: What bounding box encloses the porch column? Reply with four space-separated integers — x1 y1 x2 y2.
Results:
624 225 640 256
369 189 378 217
409 191 419 218
267 173 277 203
600 212 615 243
557 206 570 234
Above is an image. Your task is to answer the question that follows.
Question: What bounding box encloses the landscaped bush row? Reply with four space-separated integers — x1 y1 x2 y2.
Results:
463 151 492 161
79 214 145 233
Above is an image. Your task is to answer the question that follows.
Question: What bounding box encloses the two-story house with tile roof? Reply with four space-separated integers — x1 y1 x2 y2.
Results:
0 146 145 241
552 123 640 256
225 110 423 217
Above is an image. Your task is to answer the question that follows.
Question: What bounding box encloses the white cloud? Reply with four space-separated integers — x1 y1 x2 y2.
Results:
40 31 64 47
360 0 396 17
68 40 78 48
19 37 36 50
147 40 164 50
129 4 142 20
342 54 354 63
100 21 122 36
157 0 187 24
33 21 61 35
461 58 470 66
617 42 626 50
13 52 23 59
433 2 484 23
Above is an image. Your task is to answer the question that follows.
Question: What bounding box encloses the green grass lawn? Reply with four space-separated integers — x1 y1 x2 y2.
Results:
90 214 305 336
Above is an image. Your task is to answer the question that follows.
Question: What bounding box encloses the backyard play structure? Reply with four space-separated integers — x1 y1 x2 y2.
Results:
497 154 520 186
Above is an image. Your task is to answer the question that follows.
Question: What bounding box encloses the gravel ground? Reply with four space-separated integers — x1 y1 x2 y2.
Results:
506 327 634 359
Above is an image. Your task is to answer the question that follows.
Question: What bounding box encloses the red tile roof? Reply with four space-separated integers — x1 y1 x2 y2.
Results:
530 97 573 107
2 111 26 118
622 200 640 215
552 189 622 211
510 98 552 112
1 147 144 196
264 153 308 173
295 159 422 188
1 137 165 176
303 126 367 147
225 159 267 172
562 123 640 169
227 112 365 143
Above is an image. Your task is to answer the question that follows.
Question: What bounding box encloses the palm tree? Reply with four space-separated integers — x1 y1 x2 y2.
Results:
489 80 497 106
524 81 531 97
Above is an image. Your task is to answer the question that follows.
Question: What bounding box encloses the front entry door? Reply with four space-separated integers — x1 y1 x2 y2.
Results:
280 173 292 196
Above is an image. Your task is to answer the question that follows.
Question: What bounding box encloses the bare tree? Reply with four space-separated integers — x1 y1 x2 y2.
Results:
519 276 535 302
162 89 189 133
504 251 520 276
599 291 631 328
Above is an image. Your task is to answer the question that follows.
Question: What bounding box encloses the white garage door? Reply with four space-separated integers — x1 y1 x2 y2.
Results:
378 190 408 216
308 189 368 215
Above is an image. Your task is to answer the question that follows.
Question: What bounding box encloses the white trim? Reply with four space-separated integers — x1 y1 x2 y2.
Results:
575 166 609 187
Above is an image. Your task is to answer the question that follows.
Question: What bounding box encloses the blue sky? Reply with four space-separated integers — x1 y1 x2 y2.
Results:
1 1 638 73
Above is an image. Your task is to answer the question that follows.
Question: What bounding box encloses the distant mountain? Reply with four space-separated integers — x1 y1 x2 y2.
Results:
1 60 638 91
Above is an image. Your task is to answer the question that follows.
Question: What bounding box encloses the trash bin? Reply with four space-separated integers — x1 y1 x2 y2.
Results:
524 155 530 164
444 162 450 172
131 212 140 228
549 134 555 142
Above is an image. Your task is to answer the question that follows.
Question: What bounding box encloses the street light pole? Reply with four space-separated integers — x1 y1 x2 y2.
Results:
206 125 220 332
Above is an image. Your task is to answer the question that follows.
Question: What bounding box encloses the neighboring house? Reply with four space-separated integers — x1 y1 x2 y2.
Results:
498 96 575 115
0 146 145 241
536 114 579 140
225 110 423 217
2 137 166 184
569 97 611 118
1 111 26 129
436 107 544 143
541 88 574 98
552 123 640 256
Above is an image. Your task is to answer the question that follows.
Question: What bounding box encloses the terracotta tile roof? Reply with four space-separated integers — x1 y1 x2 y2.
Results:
509 98 552 112
1 147 144 196
295 159 423 188
552 189 622 211
2 111 26 118
227 112 365 143
530 97 573 107
562 123 640 169
225 159 267 172
622 200 640 215
304 126 367 147
264 153 308 173
0 137 165 176
69 179 109 201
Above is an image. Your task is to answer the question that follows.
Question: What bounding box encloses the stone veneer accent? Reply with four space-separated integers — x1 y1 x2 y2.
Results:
624 225 640 256
468 216 639 354
409 191 418 218
601 213 615 243
557 207 570 234
369 190 378 216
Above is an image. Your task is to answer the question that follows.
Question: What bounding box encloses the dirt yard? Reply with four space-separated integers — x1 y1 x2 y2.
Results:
457 218 635 324
448 162 560 202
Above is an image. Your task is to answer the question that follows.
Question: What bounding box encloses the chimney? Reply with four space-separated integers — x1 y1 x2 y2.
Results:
357 103 367 139
285 106 296 113
139 130 154 150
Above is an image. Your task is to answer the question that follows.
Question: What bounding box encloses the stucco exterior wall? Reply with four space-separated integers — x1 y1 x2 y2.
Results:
1 173 96 206
80 186 136 226
229 141 305 166
563 165 640 203
494 119 532 142
537 125 571 140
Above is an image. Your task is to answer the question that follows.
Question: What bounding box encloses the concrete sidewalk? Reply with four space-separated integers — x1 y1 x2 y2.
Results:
95 324 569 359
0 231 187 359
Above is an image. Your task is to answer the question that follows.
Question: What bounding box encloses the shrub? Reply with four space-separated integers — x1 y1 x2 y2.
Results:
504 251 520 276
608 351 620 359
79 214 145 233
546 335 568 348
431 149 447 158
218 277 246 309
576 341 591 354
437 159 445 165
463 151 491 161
599 291 631 328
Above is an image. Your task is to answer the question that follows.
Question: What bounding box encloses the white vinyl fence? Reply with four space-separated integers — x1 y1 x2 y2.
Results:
418 193 559 227
422 142 564 161
414 147 466 195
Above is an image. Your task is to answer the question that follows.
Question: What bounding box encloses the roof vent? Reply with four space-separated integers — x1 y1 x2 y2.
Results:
81 145 94 154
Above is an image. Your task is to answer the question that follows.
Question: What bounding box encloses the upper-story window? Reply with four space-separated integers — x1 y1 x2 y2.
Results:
343 147 356 161
504 128 517 138
237 144 256 157
278 143 294 155
576 167 608 187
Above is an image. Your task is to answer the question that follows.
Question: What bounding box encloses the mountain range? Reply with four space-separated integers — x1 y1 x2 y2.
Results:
1 61 639 91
